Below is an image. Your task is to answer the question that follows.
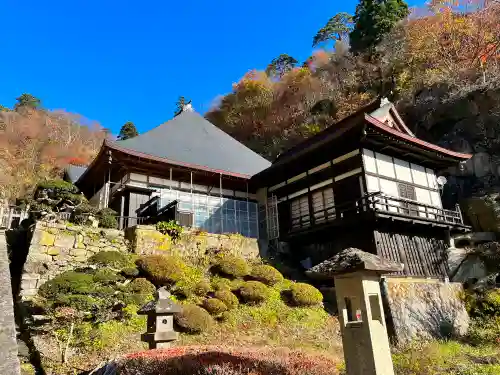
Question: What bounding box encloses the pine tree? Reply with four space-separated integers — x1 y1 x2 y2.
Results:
312 13 354 48
265 54 298 78
14 93 42 111
349 0 409 54
117 121 139 140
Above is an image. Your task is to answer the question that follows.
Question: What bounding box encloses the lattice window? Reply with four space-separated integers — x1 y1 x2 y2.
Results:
290 195 310 229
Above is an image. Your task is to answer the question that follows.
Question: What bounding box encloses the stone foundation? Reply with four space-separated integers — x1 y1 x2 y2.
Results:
382 278 469 344
20 222 129 299
126 225 260 259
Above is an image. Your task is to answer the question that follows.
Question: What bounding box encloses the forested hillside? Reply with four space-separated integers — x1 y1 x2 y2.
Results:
0 94 107 200
206 0 500 170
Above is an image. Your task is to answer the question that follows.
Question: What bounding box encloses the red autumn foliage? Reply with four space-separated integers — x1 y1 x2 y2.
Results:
107 345 341 375
0 108 107 199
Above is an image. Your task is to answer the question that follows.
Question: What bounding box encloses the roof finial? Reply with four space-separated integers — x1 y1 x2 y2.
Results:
380 97 391 107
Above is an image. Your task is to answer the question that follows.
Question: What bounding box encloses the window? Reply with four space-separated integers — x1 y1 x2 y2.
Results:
312 188 335 223
397 182 418 216
397 182 416 200
290 195 310 229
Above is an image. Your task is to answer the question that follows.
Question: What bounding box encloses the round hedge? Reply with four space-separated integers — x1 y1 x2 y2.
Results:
239 281 270 304
250 265 284 286
211 278 232 292
193 280 212 296
174 304 213 333
289 283 323 306
93 268 124 284
121 267 140 278
136 255 186 285
39 271 95 298
203 298 228 315
214 289 239 310
89 251 132 269
216 255 250 278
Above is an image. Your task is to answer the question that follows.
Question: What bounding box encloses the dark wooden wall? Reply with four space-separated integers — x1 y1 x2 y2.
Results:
126 191 151 226
374 226 448 278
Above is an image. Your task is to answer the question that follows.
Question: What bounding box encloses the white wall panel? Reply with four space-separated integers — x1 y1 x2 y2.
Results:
426 168 438 190
394 158 412 183
379 178 398 196
366 175 380 192
411 164 428 187
363 149 377 173
375 153 396 178
415 187 431 205
430 191 442 208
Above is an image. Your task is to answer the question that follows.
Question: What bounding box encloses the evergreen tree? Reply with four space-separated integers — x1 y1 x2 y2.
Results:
175 96 191 116
349 0 409 54
117 121 138 140
312 13 354 47
265 54 298 78
14 93 42 111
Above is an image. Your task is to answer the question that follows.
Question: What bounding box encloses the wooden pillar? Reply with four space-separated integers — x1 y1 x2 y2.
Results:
219 173 224 233
119 194 125 230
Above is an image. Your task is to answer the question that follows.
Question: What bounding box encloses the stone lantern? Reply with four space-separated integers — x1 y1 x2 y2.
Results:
138 287 182 349
306 248 403 375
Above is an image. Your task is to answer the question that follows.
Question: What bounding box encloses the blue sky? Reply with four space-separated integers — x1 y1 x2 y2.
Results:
1 0 420 134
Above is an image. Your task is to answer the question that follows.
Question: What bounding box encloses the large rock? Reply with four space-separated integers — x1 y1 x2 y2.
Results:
383 279 469 344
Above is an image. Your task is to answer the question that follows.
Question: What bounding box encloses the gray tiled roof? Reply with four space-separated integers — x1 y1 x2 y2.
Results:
65 165 87 183
114 110 271 177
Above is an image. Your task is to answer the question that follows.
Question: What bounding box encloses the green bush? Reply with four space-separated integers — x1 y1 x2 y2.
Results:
239 281 269 304
174 304 213 333
250 265 284 286
289 283 323 306
216 255 250 278
468 317 500 346
136 255 186 285
121 267 139 278
89 251 132 269
71 203 99 224
93 268 124 284
464 288 500 318
211 277 232 291
121 278 156 305
97 208 118 229
214 289 239 310
55 294 98 311
38 179 79 194
156 220 183 242
193 280 212 296
203 298 228 315
39 271 96 298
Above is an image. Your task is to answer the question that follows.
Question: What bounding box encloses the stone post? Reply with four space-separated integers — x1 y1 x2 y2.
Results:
138 287 181 349
306 247 403 375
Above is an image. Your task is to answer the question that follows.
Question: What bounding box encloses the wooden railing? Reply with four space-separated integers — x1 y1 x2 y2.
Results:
289 191 464 232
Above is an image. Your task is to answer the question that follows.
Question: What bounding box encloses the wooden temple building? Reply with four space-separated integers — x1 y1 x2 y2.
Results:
73 99 472 278
74 104 271 236
252 98 472 278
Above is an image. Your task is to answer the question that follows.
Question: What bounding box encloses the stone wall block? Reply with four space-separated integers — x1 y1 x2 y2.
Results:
69 249 87 257
39 231 56 246
54 234 76 248
46 247 60 256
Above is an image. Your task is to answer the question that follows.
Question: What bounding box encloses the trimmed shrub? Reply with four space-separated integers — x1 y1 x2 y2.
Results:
121 267 140 278
127 278 156 295
215 255 250 278
38 179 79 194
55 294 98 311
174 304 213 333
136 255 186 285
239 281 270 304
122 278 156 305
98 208 118 229
250 265 284 286
93 268 124 284
193 280 212 296
39 271 95 298
203 298 228 315
71 203 99 224
211 277 232 291
289 283 323 306
214 289 239 310
89 251 132 269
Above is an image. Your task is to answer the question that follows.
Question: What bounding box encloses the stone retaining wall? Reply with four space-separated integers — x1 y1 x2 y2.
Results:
126 225 260 259
382 278 469 344
20 222 129 299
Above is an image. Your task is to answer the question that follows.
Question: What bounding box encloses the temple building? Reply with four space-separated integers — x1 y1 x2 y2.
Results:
73 99 472 277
